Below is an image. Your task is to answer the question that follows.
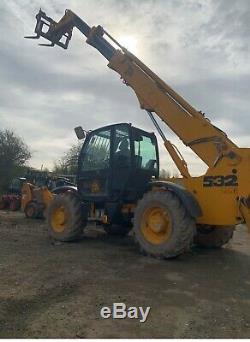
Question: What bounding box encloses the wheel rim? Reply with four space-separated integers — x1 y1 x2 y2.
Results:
141 206 172 245
51 206 68 232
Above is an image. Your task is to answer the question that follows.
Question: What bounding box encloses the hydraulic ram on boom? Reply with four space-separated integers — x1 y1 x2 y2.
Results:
26 9 250 258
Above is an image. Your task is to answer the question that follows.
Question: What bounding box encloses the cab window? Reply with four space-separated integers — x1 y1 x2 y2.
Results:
113 126 131 168
81 129 111 171
134 135 158 172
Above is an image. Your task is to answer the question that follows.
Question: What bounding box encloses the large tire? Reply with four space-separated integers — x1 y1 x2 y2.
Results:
47 194 86 242
25 201 45 219
103 224 131 237
194 225 234 248
133 191 196 259
25 201 38 219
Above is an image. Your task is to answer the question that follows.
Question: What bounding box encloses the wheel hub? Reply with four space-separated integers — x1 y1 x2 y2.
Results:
51 206 68 232
141 206 172 244
147 213 165 233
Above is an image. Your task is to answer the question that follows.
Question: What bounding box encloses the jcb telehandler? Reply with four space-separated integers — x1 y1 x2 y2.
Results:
26 9 250 258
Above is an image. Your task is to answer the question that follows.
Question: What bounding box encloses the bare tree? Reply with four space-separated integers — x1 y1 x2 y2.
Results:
53 143 82 175
0 129 31 192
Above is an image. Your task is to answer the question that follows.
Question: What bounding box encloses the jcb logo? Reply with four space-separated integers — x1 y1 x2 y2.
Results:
203 175 238 187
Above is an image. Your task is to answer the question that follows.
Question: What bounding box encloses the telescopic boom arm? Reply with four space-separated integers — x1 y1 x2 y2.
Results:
26 9 239 176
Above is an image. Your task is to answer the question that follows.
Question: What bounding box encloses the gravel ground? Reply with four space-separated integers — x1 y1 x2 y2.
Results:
0 210 250 338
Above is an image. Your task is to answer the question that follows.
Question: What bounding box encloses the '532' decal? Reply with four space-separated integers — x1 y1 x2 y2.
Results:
203 175 238 187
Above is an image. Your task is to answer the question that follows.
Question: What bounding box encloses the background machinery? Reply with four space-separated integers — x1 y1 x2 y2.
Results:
0 177 27 211
26 9 250 258
22 175 75 219
0 170 49 211
0 168 75 219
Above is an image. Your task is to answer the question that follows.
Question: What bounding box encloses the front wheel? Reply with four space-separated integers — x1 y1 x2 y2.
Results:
24 201 38 218
47 194 86 241
133 191 196 259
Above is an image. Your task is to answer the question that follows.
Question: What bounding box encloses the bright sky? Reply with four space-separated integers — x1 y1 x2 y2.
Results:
1 0 249 175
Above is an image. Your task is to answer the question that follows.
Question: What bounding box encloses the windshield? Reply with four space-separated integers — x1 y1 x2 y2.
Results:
80 129 111 171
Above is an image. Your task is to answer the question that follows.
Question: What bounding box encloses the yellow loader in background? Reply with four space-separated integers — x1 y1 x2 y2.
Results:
21 176 76 219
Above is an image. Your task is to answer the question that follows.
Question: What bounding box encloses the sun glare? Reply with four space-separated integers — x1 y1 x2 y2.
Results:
118 35 138 53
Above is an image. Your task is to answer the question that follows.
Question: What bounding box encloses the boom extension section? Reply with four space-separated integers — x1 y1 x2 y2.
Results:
26 9 239 169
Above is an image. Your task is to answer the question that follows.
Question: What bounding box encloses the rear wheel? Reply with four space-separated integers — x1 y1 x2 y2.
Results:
194 225 234 248
133 191 195 259
47 194 86 241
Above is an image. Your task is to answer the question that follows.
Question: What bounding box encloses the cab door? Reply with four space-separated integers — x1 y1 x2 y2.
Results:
131 129 159 198
77 127 112 201
111 124 133 201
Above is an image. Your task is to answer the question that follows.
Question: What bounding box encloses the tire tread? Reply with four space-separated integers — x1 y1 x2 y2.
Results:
133 191 195 259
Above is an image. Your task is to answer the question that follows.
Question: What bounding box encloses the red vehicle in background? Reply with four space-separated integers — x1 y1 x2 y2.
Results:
0 177 27 211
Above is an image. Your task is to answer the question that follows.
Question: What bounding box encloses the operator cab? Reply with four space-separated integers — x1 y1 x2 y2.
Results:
77 123 159 202
9 177 27 195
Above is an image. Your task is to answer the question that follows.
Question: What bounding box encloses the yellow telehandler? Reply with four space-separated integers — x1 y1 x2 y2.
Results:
25 9 250 258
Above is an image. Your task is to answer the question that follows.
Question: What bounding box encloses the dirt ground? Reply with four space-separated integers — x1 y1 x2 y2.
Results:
0 211 250 338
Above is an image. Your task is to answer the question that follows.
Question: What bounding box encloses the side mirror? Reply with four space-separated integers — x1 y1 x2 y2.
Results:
74 126 86 140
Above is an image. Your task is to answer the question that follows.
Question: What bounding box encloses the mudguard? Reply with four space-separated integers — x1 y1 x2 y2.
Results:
52 185 78 195
149 181 202 218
